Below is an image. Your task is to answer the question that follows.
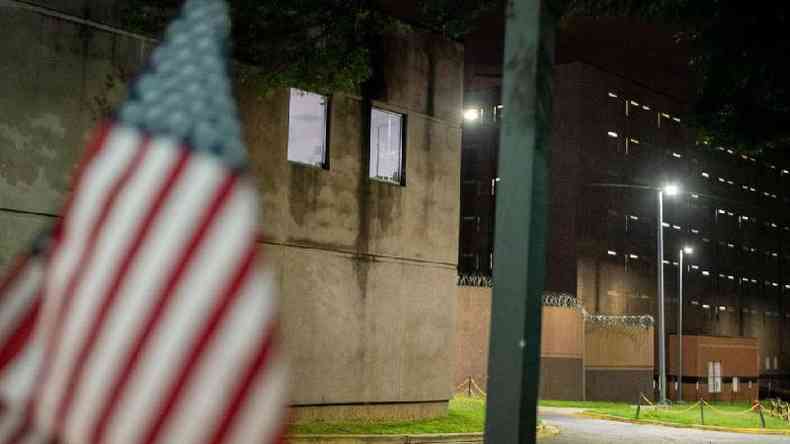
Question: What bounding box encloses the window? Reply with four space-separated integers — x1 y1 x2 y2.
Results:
369 107 405 184
732 377 739 392
766 357 771 370
708 361 722 393
287 89 328 167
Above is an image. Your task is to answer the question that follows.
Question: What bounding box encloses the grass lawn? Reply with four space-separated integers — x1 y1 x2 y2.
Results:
540 399 790 430
289 397 486 435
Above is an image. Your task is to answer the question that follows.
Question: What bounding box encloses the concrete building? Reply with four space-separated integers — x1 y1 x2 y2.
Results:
459 18 790 399
0 0 463 420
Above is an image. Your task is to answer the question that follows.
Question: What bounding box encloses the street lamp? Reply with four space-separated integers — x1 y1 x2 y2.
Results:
656 183 680 404
677 245 693 402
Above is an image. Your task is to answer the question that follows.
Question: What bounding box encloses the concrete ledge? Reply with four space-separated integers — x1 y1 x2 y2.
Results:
286 433 483 444
291 402 449 423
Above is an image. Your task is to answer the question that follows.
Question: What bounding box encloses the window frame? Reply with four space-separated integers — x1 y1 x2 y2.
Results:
286 88 331 169
368 105 407 186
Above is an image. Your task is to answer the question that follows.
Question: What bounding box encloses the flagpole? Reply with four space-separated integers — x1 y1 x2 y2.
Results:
484 0 557 442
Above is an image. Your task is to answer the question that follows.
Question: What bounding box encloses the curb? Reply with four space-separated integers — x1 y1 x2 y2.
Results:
286 432 484 443
580 411 790 436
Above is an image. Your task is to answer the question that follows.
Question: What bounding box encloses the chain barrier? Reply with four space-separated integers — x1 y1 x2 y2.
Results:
455 376 487 399
700 399 759 416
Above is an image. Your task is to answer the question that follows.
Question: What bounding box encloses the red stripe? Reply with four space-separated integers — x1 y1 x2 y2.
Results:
4 419 30 444
57 123 113 239
0 255 31 303
91 174 239 443
30 138 152 417
0 296 42 372
138 243 257 444
54 149 191 426
207 321 278 444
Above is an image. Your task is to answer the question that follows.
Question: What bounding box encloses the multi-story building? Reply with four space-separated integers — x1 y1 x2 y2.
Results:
459 19 790 397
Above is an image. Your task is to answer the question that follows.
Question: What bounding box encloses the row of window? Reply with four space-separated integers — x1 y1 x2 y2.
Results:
608 91 789 177
287 88 406 185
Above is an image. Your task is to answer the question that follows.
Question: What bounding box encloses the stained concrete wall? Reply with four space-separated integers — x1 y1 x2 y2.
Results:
0 1 463 418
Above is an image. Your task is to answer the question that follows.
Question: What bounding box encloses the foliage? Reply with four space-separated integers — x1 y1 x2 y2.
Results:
561 1 790 152
121 0 494 95
289 396 485 435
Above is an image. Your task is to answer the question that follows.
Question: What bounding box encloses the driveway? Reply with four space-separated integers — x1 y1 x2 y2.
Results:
538 407 790 443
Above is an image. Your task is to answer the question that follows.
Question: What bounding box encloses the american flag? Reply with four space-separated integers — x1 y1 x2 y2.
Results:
0 0 288 443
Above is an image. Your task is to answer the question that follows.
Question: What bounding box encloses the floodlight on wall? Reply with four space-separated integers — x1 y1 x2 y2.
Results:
663 183 680 196
607 131 619 138
463 109 479 121
683 246 694 255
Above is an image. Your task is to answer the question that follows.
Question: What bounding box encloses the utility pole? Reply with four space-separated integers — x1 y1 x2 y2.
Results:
484 0 556 442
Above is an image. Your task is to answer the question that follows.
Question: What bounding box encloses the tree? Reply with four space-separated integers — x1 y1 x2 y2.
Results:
562 1 790 153
122 0 494 96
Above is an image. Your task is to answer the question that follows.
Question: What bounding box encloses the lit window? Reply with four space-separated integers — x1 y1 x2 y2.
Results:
607 131 618 138
708 361 721 393
288 88 329 167
369 107 405 184
607 250 617 256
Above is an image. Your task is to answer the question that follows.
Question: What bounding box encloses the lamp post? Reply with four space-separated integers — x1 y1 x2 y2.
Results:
657 183 679 404
589 181 681 404
678 246 693 402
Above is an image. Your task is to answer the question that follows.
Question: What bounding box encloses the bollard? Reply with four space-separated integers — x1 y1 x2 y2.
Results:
759 403 766 428
636 393 642 419
699 398 705 425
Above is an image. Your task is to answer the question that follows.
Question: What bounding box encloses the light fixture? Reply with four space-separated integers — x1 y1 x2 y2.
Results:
608 92 618 98
607 250 617 256
702 304 711 309
463 108 479 121
663 183 680 196
683 246 694 255
607 131 619 138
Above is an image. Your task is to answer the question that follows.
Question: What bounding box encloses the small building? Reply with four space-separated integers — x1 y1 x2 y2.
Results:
668 335 759 402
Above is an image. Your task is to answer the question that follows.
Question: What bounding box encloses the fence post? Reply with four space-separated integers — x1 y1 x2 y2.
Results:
468 377 473 398
636 393 642 419
759 403 766 428
699 399 705 425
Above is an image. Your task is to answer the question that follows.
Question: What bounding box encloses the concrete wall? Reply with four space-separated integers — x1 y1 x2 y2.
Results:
0 1 464 420
453 288 584 400
585 323 654 402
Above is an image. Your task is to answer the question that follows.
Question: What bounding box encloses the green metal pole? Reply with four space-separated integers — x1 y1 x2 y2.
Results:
484 0 556 442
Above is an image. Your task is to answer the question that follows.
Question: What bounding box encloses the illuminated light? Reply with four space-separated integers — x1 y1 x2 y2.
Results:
642 105 650 110
750 187 756 192
772 252 779 257
702 304 711 309
785 284 790 289
662 113 671 119
495 177 501 182
672 152 682 158
663 260 671 265
683 246 694 255
770 164 777 169
727 243 735 248
691 193 699 198
463 108 480 121
773 282 780 287
718 209 727 214
771 223 778 228
752 279 758 283
607 250 617 256
691 300 699 305
662 222 670 227
701 172 710 178
742 185 749 190
607 131 619 138
741 216 749 221
727 212 734 216
629 254 639 259
717 146 726 151
672 116 681 122
703 237 710 242
742 155 748 160
764 192 771 197
663 183 680 196
629 138 640 144
719 273 726 278
719 306 727 311
718 177 725 182
672 225 681 230
772 194 778 198
743 278 749 282
727 180 734 185
691 229 700 234
608 92 618 98
691 265 700 270
702 271 710 276
629 215 639 220
630 100 640 106
782 169 789 175
726 149 734 154
728 275 735 280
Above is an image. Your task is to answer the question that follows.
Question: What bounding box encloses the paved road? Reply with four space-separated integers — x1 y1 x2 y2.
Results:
538 408 790 443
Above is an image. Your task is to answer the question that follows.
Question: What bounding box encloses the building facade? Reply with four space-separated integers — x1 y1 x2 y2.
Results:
0 0 463 420
459 56 790 398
